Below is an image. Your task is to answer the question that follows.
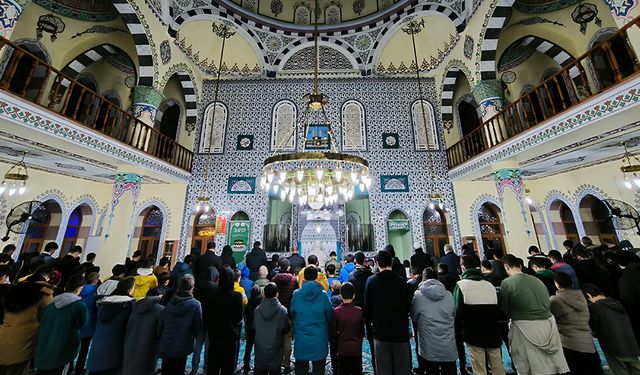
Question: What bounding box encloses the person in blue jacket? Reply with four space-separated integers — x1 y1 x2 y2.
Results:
291 265 334 375
75 272 100 374
158 274 203 375
339 254 356 283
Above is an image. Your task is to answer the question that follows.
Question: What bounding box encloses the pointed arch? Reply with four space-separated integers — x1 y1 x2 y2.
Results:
271 100 297 151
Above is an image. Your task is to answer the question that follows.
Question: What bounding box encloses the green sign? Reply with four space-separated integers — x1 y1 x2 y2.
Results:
228 221 251 263
387 219 410 231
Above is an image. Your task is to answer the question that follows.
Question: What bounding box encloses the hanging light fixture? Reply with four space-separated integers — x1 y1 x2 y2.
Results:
259 0 370 210
571 3 601 35
36 3 65 42
193 22 236 213
621 141 640 190
0 151 29 197
402 19 445 211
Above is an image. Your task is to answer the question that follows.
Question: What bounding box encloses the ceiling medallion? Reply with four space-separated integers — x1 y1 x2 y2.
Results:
259 0 370 210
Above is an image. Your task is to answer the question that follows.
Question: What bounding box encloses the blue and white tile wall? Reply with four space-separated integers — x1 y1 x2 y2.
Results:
178 77 462 259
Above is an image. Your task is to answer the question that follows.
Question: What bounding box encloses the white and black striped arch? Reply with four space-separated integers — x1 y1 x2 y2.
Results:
59 44 135 87
441 67 461 125
174 72 197 127
112 0 154 86
479 0 514 80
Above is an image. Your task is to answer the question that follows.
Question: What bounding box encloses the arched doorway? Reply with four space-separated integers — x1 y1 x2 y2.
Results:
137 206 163 259
520 86 544 125
22 199 62 254
387 210 412 261
156 99 182 141
423 206 449 257
264 198 291 252
458 98 481 137
61 204 94 255
477 203 505 258
549 200 580 245
229 211 251 263
63 74 98 124
0 40 50 101
345 196 374 253
192 212 216 255
579 195 617 245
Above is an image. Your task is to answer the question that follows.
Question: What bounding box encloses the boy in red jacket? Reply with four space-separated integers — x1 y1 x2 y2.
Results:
330 282 365 375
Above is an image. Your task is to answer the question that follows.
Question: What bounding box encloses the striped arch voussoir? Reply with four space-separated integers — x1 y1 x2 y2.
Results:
175 72 197 127
112 0 154 86
441 67 461 123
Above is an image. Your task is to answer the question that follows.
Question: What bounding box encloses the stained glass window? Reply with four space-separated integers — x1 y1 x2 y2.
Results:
411 100 438 150
271 100 297 151
142 208 163 237
341 100 366 151
200 102 227 153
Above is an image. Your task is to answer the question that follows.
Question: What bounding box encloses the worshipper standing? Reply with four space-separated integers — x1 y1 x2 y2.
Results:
384 245 407 280
243 285 263 374
35 275 87 375
246 241 269 281
158 274 203 375
291 265 334 375
86 277 136 375
0 265 12 323
153 257 171 277
573 248 612 296
96 264 126 297
347 251 374 371
272 258 298 372
330 281 342 307
254 266 270 292
287 245 306 275
0 268 54 374
53 245 83 288
30 242 58 271
439 244 461 275
297 255 329 290
549 272 603 375
220 245 237 270
548 250 579 288
234 268 249 305
582 283 640 375
339 253 356 283
410 246 431 276
192 266 219 374
407 266 422 295
437 263 459 293
124 251 142 276
326 263 340 293
207 268 244 375
132 258 158 300
81 252 98 274
454 255 505 375
268 254 280 279
75 272 100 375
193 241 223 284
480 260 503 287
123 287 165 375
500 255 569 375
411 274 457 375
254 283 291 375
171 254 193 287
326 251 342 275
364 250 412 375
616 250 640 345
529 257 557 296
330 282 364 375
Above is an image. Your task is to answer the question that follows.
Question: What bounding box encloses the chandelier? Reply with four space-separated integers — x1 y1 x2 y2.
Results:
36 8 65 42
621 141 640 190
193 22 236 213
259 0 370 209
0 151 29 197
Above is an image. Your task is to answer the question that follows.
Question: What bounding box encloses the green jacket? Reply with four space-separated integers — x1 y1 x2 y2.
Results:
35 293 87 370
500 273 552 321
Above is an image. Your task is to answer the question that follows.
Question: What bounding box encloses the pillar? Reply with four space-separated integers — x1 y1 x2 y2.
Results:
492 164 537 259
472 79 507 147
98 172 144 271
0 0 29 39
128 86 164 151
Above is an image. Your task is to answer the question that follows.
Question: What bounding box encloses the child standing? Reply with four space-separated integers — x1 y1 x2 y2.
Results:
326 264 340 297
253 283 291 375
330 282 364 375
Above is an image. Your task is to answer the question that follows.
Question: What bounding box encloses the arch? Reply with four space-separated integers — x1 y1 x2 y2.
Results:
60 204 95 255
192 212 216 255
423 206 449 257
59 44 136 87
131 200 169 260
578 194 619 245
478 0 515 80
497 36 575 73
111 0 155 86
527 201 553 252
294 4 311 24
456 94 481 137
341 99 366 151
274 39 361 72
477 202 505 259
173 71 197 128
387 209 412 261
21 198 65 255
199 101 228 153
155 98 183 141
271 100 297 151
546 194 582 248
441 66 461 126
411 99 438 150
231 210 250 221
1 39 51 101
471 194 503 257
587 27 635 90
63 74 98 123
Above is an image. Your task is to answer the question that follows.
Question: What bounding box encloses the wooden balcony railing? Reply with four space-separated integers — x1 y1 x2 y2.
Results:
446 16 640 170
0 37 193 172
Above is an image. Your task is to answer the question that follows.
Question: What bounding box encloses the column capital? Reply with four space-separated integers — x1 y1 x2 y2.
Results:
132 85 164 109
471 79 504 103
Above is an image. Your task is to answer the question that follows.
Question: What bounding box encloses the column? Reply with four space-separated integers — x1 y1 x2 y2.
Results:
128 86 164 151
1 0 29 39
492 164 536 259
472 80 506 148
98 172 144 271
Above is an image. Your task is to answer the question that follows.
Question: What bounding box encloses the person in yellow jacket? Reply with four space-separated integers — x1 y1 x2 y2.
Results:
132 259 158 300
297 255 329 291
233 268 248 305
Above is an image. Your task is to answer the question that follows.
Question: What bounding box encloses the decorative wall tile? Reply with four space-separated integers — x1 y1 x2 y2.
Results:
236 135 254 150
382 132 399 149
228 177 257 194
380 175 409 193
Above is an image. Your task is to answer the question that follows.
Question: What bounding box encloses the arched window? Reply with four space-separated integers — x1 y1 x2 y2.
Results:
457 96 481 137
411 99 438 150
199 102 227 153
156 99 182 141
271 100 297 151
423 207 448 257
325 4 341 24
22 200 62 254
341 100 366 151
579 195 617 245
193 213 216 255
137 207 163 259
0 40 50 101
559 202 580 244
61 207 82 255
478 203 505 256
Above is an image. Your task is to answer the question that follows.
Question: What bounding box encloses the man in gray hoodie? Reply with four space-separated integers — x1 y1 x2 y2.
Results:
253 282 291 375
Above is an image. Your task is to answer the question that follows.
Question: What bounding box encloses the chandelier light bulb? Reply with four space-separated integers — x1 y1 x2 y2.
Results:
279 170 287 183
272 184 280 193
358 182 365 191
634 174 640 188
18 186 26 196
429 202 435 210
350 171 359 183
280 190 287 201
195 203 201 212
334 169 343 182
259 176 267 187
296 169 304 182
308 185 318 197
204 205 210 213
300 195 308 205
438 202 444 210
315 169 324 180
267 170 275 183
326 185 334 195
624 178 633 190
526 196 534 205
8 187 16 196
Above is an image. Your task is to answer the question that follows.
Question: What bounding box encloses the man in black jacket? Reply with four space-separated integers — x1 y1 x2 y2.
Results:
348 251 374 372
246 241 268 281
616 250 640 345
365 250 411 375
384 245 407 280
410 247 431 276
573 248 612 296
287 246 306 275
53 245 83 288
193 241 222 288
